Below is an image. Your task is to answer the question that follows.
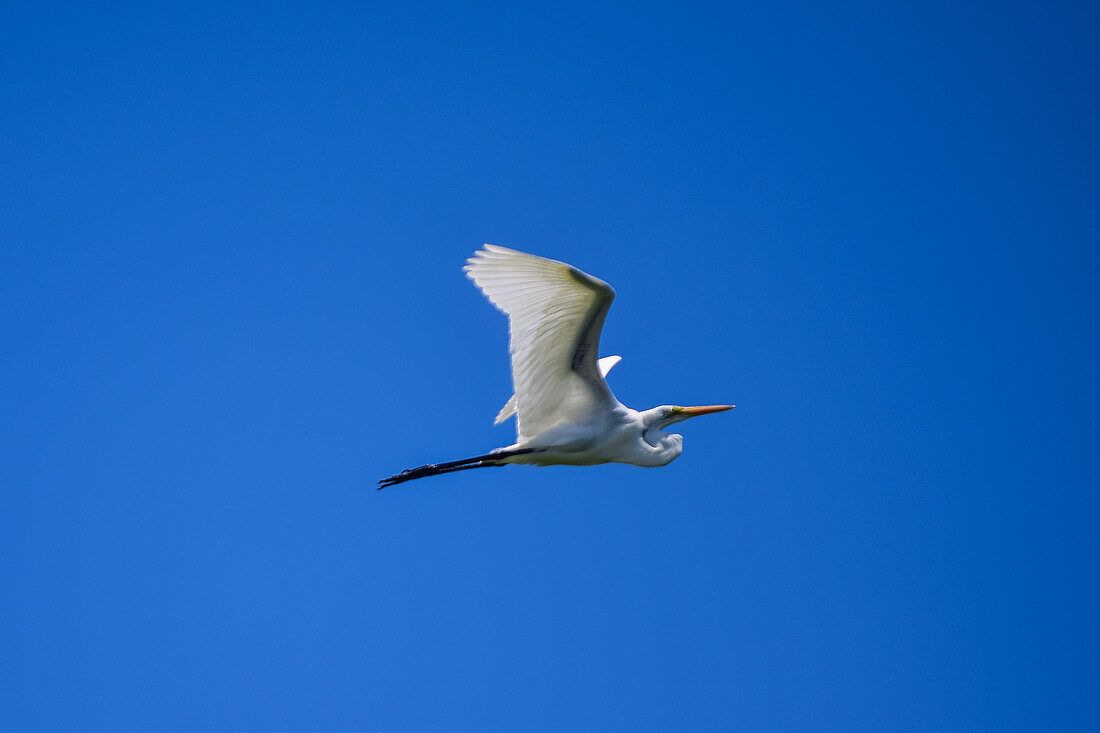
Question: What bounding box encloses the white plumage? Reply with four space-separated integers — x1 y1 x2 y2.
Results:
463 244 617 442
494 355 621 426
378 245 733 488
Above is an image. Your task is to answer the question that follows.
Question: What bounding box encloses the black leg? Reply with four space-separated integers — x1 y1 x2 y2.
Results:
377 447 536 489
377 461 505 489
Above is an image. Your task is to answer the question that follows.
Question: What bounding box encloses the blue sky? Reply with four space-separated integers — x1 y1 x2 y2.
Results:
2 1 1097 730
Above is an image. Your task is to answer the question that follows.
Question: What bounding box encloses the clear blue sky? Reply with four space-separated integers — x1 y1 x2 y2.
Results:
2 1 1097 730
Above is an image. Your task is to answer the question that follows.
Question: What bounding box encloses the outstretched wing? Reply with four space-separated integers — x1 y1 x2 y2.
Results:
464 245 618 442
494 355 622 425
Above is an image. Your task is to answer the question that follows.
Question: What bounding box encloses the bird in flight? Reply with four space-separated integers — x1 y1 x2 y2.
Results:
378 245 733 488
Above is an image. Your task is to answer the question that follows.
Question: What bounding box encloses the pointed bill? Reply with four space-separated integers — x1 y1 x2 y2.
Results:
673 405 735 417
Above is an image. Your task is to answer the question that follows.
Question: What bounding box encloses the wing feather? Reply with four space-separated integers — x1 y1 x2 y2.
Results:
464 244 618 441
494 355 622 425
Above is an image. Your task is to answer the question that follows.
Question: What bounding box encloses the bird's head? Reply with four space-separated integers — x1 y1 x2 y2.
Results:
643 404 735 430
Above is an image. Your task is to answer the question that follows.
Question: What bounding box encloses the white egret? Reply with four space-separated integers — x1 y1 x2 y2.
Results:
378 244 733 488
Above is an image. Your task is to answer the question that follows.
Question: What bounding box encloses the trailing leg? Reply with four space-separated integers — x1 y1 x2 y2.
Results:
377 448 535 489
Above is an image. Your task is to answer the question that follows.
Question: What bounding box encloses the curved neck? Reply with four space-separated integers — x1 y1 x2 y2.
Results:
636 407 684 467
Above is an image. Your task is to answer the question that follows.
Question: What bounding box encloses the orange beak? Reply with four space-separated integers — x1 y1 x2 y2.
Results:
673 404 735 417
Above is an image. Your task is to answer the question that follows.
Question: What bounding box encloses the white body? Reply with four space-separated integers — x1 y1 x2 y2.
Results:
501 404 685 467
378 245 731 488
